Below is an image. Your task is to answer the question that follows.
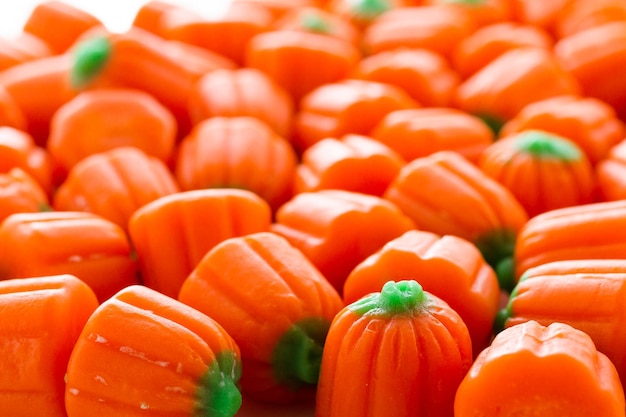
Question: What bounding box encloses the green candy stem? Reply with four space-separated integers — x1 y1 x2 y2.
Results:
474 229 518 292
272 318 330 388
477 113 505 136
300 11 331 34
349 280 428 317
515 130 582 160
495 256 516 294
493 278 523 333
70 35 112 89
352 0 391 20
195 351 242 417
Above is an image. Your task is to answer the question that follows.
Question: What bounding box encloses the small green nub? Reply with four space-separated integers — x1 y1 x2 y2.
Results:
300 11 331 34
38 202 53 212
474 229 518 292
272 318 330 388
493 280 521 333
495 256 516 293
70 35 112 89
195 351 242 417
379 280 426 314
477 113 505 136
515 130 582 161
352 0 392 20
349 280 428 317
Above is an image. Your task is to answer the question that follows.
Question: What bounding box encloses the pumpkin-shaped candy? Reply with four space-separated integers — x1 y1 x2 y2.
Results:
455 320 626 417
316 280 473 417
344 229 500 353
498 259 626 385
383 150 529 291
65 285 243 417
478 129 596 217
179 232 344 404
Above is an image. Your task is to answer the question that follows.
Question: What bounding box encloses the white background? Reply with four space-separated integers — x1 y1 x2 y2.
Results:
0 1 234 39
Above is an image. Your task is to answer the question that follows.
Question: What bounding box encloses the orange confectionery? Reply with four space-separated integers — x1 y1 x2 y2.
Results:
271 189 416 293
131 0 185 37
65 285 243 417
0 126 54 195
361 5 477 59
325 0 420 32
160 2 273 66
451 21 554 80
22 0 103 54
511 200 626 283
293 79 418 154
47 88 177 176
231 0 322 21
272 6 360 46
178 232 344 404
68 27 231 138
52 147 180 232
343 229 500 353
128 188 272 299
370 107 495 164
0 54 76 146
508 0 572 35
554 22 626 122
174 116 297 212
163 39 238 74
422 0 513 28
0 168 49 224
0 84 27 133
383 151 529 292
0 211 139 302
188 67 294 139
498 259 626 385
294 134 406 197
316 279 473 417
455 320 626 417
478 130 596 217
597 139 626 201
350 48 460 108
0 274 99 417
499 95 625 165
554 0 626 40
244 29 361 105
454 47 581 135
0 33 52 72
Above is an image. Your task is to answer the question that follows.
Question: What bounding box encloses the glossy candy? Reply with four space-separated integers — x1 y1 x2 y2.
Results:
316 280 473 417
65 285 243 417
0 274 99 417
478 130 596 217
178 232 344 404
129 188 272 298
455 320 626 417
272 189 416 293
0 211 138 301
498 259 626 385
383 151 529 291
343 229 500 353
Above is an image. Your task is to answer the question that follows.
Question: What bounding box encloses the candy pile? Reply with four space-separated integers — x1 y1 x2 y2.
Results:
1 0 626 416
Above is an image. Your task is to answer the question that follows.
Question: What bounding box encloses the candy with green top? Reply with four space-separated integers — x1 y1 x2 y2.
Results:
316 280 473 417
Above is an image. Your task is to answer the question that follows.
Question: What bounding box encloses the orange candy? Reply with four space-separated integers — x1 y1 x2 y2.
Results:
0 211 138 302
0 274 99 417
294 134 405 197
272 189 416 292
129 188 273 298
47 88 177 175
174 116 298 211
